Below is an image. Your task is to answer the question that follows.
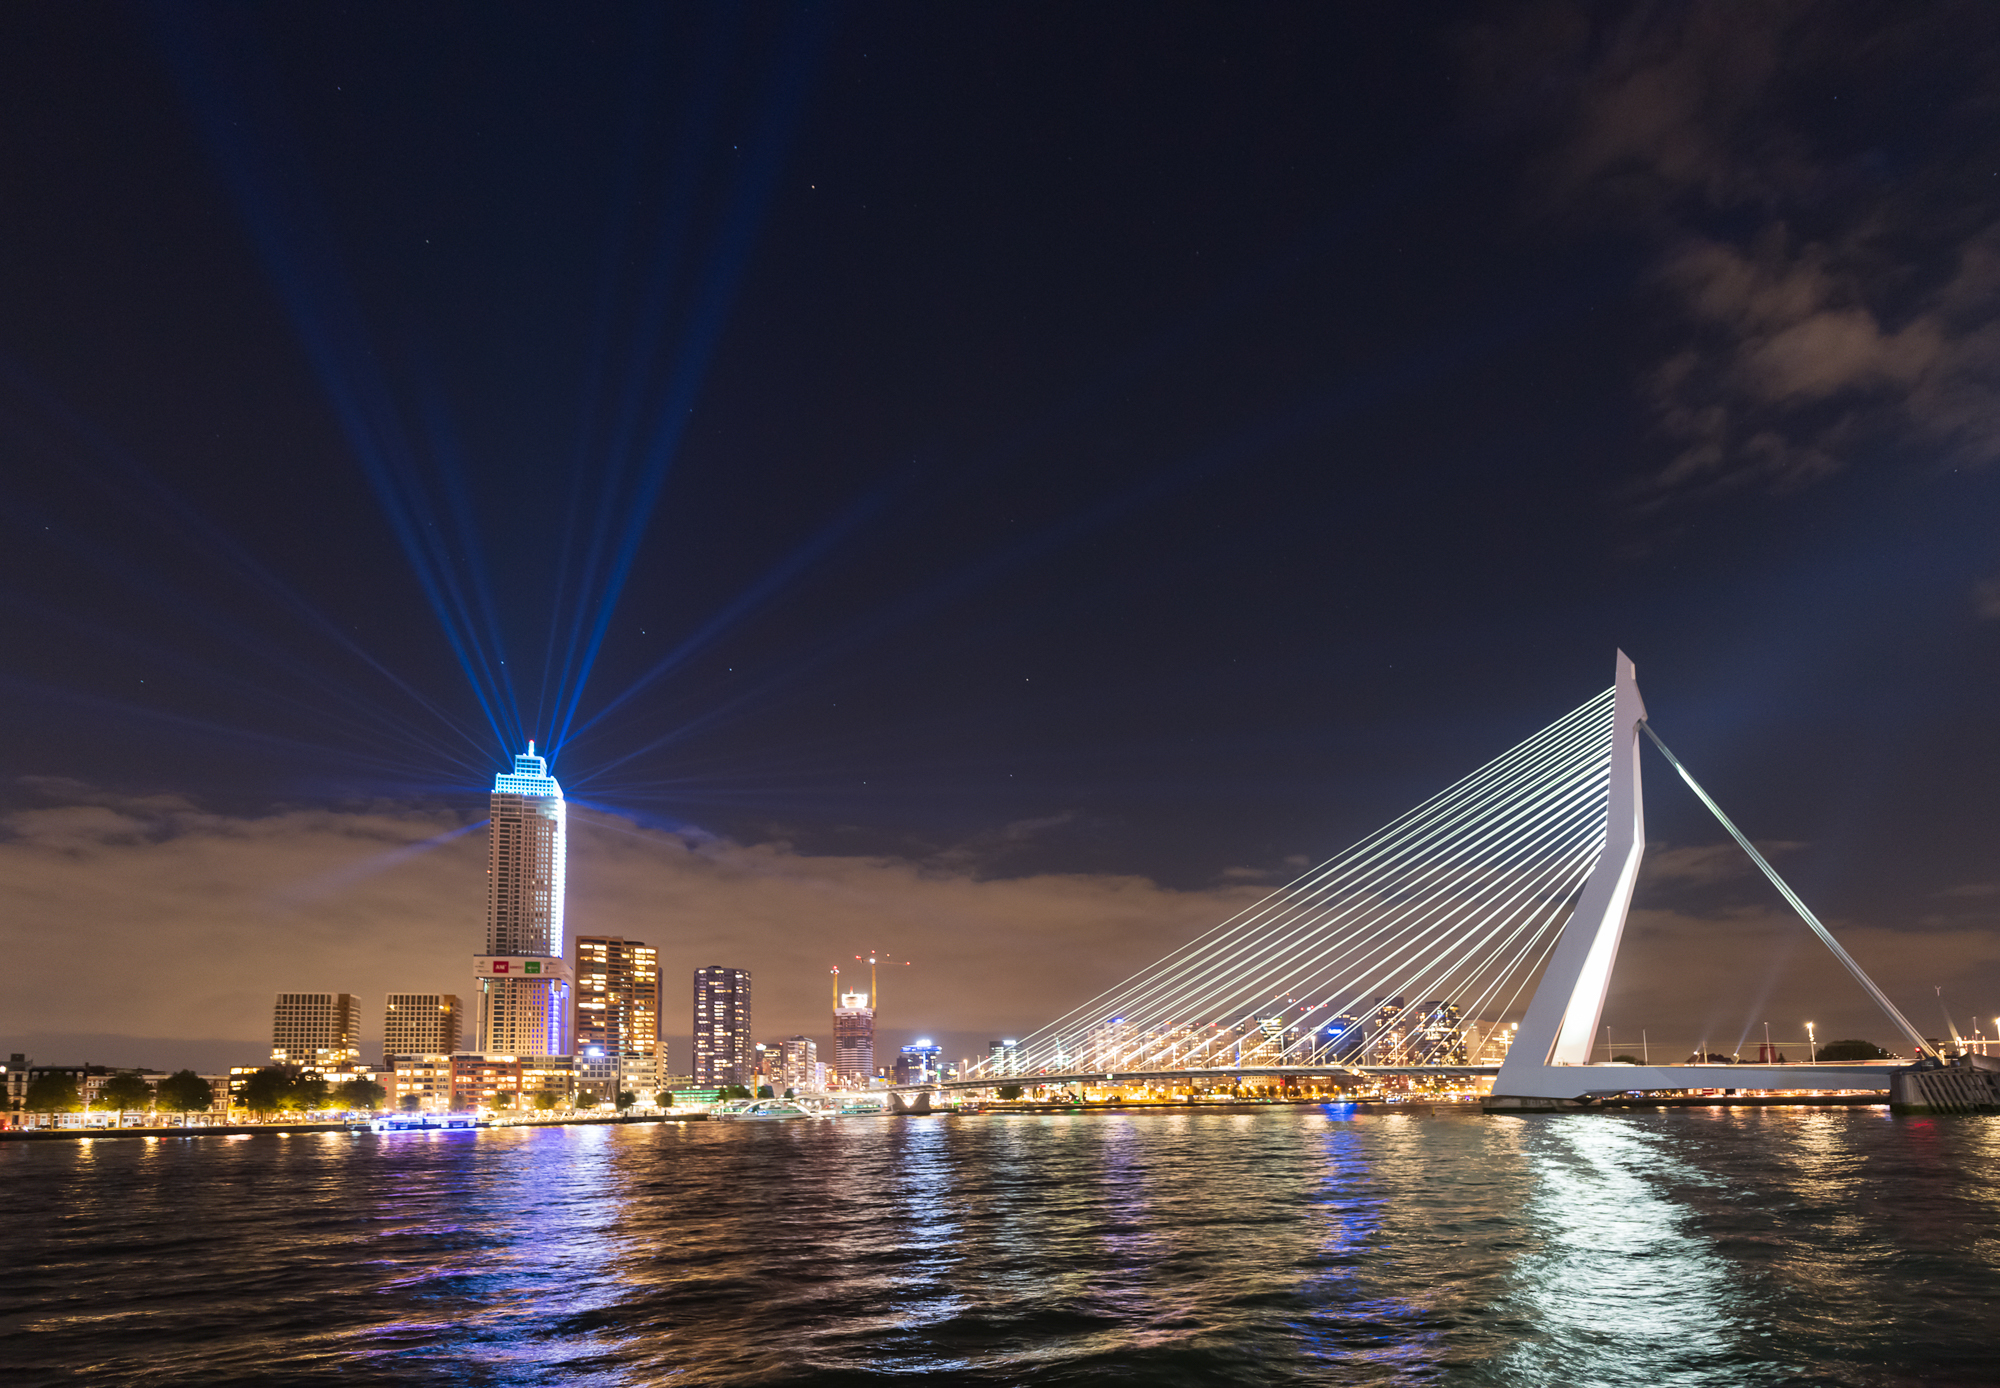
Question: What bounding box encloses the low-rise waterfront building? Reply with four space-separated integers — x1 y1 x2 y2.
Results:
450 1053 524 1110
386 1054 454 1112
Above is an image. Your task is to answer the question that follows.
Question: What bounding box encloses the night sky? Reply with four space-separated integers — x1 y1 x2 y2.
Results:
6 3 1999 1073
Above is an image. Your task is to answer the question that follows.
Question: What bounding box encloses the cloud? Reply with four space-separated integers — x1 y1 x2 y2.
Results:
1936 882 2000 898
1637 839 1802 890
1642 227 2000 495
1469 3 2000 499
0 791 1261 1072
1973 578 2000 619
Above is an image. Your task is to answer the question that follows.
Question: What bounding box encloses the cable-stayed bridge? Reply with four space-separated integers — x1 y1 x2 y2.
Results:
921 652 1940 1107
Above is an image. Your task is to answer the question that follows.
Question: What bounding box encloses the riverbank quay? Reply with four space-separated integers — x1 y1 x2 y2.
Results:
1599 1093 1887 1109
0 1111 711 1142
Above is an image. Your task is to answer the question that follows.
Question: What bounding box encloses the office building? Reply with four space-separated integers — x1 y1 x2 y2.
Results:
384 994 461 1063
1412 1000 1467 1065
987 1039 1023 1076
834 988 875 1081
475 745 573 1057
693 966 753 1086
780 1035 818 1093
574 936 661 1097
894 1040 943 1087
620 1051 663 1101
272 993 359 1068
1462 1020 1513 1063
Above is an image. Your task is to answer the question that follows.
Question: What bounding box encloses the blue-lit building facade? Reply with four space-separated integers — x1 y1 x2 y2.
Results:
474 744 573 1057
894 1041 943 1087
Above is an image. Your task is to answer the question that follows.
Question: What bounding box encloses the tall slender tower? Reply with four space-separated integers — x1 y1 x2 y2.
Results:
474 744 573 1057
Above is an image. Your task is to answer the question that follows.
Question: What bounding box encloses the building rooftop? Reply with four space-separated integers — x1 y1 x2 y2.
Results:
493 741 563 798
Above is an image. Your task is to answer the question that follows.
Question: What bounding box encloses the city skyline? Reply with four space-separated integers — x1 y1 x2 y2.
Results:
4 4 1998 1076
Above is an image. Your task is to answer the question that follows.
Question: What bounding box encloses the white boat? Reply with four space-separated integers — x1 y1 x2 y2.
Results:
372 1113 483 1132
712 1098 819 1120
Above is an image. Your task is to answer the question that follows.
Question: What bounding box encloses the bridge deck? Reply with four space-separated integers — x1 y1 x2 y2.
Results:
879 1061 1897 1096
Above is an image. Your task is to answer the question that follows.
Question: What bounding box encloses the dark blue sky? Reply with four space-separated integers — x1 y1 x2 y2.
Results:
4 1 1998 977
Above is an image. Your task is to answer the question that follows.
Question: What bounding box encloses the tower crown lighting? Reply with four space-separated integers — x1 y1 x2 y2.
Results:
495 740 562 797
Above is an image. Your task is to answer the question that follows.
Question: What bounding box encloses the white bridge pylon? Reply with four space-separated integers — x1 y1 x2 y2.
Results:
1492 650 1920 1101
973 651 1916 1102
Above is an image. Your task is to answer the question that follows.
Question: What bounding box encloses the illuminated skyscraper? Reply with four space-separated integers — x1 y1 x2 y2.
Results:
834 989 875 1081
574 936 661 1098
692 966 752 1086
475 744 573 1057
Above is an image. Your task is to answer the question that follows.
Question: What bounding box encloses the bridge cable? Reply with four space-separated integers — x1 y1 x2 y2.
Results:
1638 719 1934 1060
995 689 1621 1078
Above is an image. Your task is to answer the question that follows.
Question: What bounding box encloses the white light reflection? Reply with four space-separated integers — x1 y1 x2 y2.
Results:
1495 1118 1746 1386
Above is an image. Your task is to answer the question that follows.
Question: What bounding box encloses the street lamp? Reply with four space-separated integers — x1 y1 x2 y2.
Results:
1806 1021 1816 1061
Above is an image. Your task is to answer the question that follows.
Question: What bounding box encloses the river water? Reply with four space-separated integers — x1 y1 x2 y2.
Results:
3 1106 1996 1386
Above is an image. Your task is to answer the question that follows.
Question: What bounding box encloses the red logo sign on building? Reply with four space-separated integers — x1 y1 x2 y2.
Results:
493 961 511 973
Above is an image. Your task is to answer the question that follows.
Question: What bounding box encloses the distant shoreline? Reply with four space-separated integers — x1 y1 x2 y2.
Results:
0 1113 709 1142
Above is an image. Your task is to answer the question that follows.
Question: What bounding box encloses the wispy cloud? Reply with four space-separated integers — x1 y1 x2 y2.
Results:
1468 2 2000 500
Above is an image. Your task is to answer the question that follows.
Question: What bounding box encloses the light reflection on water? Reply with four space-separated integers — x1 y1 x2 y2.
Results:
2 1108 1996 1386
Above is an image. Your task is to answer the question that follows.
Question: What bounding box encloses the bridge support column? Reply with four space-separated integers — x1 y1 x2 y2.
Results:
1489 651 1648 1109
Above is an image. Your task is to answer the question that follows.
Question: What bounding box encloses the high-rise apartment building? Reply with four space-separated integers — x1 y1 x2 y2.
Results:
272 993 359 1068
383 994 461 1063
475 745 573 1057
833 989 875 1081
692 966 752 1086
574 936 661 1097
